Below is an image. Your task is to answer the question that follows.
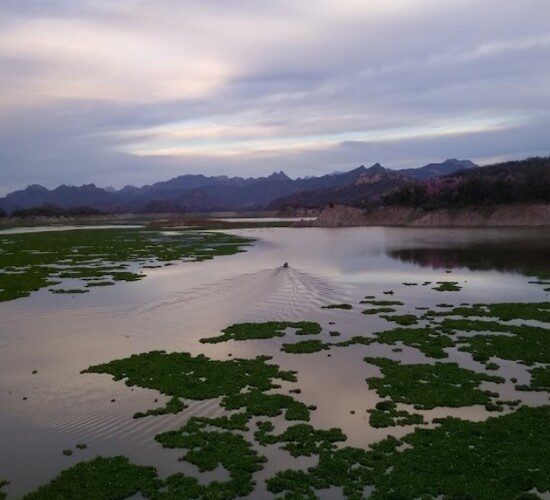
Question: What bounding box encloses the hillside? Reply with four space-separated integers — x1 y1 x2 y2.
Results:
384 157 550 209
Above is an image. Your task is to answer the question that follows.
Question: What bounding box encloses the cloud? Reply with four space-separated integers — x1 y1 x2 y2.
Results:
0 0 549 193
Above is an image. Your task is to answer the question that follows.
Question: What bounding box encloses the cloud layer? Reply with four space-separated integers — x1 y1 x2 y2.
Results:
1 0 549 193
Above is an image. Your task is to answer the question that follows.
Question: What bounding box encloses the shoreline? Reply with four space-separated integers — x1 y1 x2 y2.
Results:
294 203 550 228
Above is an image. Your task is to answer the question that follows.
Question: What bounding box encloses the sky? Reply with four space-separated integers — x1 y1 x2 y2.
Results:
0 0 549 194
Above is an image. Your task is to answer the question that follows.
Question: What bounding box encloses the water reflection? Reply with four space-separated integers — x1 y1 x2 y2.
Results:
381 227 550 276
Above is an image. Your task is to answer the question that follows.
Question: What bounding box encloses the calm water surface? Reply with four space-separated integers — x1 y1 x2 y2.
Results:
0 227 549 497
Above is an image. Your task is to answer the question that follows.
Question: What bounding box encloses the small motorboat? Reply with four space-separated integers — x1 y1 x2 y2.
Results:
283 262 289 268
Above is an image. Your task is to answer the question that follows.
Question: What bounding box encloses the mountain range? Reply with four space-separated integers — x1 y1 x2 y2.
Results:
0 159 476 214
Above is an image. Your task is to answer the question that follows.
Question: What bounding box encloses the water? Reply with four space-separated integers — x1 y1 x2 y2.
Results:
0 226 548 497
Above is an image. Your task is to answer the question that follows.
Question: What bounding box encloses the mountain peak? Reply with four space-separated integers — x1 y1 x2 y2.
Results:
366 163 386 173
268 171 290 181
25 184 48 193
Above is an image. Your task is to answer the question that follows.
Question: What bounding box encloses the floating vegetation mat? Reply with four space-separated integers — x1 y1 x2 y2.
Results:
13 270 550 499
0 228 253 302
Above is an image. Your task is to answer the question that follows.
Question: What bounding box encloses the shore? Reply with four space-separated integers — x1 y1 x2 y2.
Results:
295 204 550 227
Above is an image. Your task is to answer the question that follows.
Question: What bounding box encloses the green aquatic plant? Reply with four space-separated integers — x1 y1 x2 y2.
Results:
432 281 462 292
266 406 550 500
334 335 374 347
360 300 403 306
83 351 304 418
254 422 346 456
133 396 187 419
321 303 352 310
373 327 455 358
364 357 504 409
367 400 425 428
0 480 7 500
456 324 550 365
49 288 89 294
187 413 250 431
379 314 418 326
281 339 330 354
155 418 266 498
0 229 252 303
362 307 396 315
84 281 115 287
200 321 321 343
516 365 550 392
329 330 341 337
23 456 160 500
430 301 550 323
222 390 311 421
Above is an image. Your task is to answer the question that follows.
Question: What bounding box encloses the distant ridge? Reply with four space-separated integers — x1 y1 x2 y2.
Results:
0 159 476 214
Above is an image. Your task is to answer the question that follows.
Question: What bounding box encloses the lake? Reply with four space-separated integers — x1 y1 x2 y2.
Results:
0 226 548 498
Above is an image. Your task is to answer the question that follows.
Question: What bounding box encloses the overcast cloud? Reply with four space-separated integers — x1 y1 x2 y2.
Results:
0 0 549 194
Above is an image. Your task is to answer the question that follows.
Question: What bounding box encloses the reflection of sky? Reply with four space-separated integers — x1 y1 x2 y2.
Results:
0 226 548 496
1 1 549 193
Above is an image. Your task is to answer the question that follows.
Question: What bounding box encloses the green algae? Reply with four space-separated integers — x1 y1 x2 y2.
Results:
267 406 550 500
23 456 160 500
254 421 346 457
321 303 352 310
200 321 321 343
49 288 89 294
368 400 425 428
379 314 418 326
155 418 266 498
281 339 330 354
433 281 462 291
329 330 341 337
364 357 504 409
133 396 187 419
0 229 252 303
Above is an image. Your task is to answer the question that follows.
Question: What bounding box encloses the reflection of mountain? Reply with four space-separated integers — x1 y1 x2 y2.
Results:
387 240 550 276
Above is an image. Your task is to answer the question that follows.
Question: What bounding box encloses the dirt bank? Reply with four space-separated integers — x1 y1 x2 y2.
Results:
295 204 550 227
